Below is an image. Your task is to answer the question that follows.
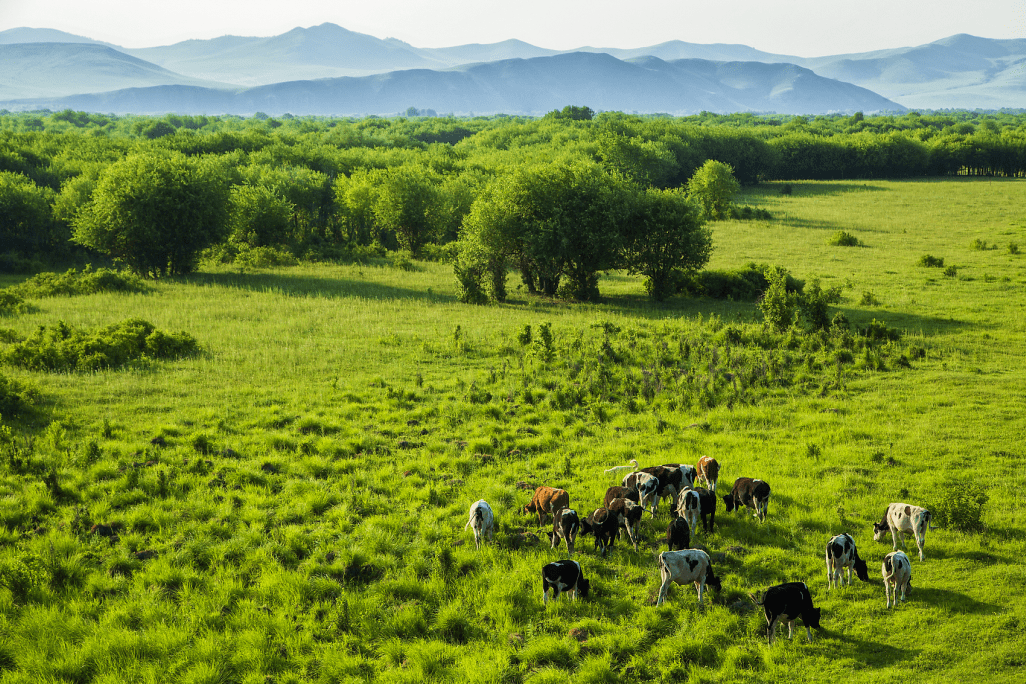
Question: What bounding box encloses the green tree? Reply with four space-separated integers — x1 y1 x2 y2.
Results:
687 160 740 220
625 188 711 301
372 165 443 257
73 152 230 277
228 184 294 249
0 171 56 255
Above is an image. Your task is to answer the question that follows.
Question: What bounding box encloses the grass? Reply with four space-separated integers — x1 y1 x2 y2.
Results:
0 178 1025 682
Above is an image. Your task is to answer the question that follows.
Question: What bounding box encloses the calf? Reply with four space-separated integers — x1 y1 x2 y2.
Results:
665 517 691 551
696 488 717 532
623 471 660 517
673 487 701 539
695 456 720 492
655 549 721 606
873 503 932 561
755 582 822 645
603 486 640 509
550 508 580 556
722 477 771 523
607 497 644 551
882 550 913 608
581 507 619 557
825 533 869 588
524 486 570 527
464 499 495 550
541 559 590 604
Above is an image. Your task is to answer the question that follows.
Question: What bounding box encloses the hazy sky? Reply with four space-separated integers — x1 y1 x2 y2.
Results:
2 0 1024 56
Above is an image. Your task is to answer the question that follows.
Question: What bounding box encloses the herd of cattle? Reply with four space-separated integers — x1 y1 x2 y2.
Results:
464 458 933 644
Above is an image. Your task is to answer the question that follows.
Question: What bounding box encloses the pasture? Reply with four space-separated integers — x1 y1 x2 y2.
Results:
0 178 1024 683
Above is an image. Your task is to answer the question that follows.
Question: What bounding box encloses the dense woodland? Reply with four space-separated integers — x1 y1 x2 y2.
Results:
3 107 1026 300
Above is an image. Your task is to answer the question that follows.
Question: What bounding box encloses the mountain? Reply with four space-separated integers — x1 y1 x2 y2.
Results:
0 27 113 46
2 52 903 116
0 43 233 99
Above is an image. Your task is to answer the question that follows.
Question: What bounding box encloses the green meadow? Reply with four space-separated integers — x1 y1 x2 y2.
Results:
1 178 1024 683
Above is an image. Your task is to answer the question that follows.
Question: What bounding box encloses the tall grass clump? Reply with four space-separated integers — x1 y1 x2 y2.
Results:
1 318 198 371
828 230 862 247
929 480 988 532
918 254 944 267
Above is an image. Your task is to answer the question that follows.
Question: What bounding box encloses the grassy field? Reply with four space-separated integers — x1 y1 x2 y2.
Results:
0 178 1024 683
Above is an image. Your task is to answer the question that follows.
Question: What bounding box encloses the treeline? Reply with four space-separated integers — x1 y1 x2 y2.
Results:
2 107 1026 295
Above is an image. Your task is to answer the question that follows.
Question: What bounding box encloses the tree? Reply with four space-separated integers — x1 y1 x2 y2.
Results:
0 171 56 255
625 188 711 301
73 152 230 277
372 165 444 257
687 160 740 220
227 184 294 249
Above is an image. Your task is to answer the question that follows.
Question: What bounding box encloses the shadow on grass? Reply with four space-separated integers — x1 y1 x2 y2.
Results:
908 586 1000 615
180 270 459 304
749 182 890 198
823 632 909 666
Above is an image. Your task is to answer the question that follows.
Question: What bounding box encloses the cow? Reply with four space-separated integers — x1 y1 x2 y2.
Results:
581 507 619 557
665 517 691 551
753 582 822 645
464 499 495 550
873 503 932 561
825 533 870 588
524 487 570 527
696 456 720 492
655 549 721 606
722 477 771 523
661 463 698 489
639 466 687 515
607 497 644 551
603 486 640 509
604 458 639 475
695 488 717 533
882 550 912 608
623 471 660 517
541 559 590 604
673 487 701 538
549 507 580 556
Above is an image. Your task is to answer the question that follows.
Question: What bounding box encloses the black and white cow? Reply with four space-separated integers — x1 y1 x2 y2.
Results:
873 503 932 561
640 465 689 515
825 533 870 588
655 549 721 606
603 485 640 509
541 559 590 604
673 487 702 538
755 582 822 645
665 517 691 551
607 497 644 551
661 463 698 490
623 471 660 518
549 508 580 556
882 550 913 608
581 507 620 557
464 499 495 550
722 477 771 523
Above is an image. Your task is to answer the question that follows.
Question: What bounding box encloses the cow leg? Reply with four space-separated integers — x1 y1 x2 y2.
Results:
786 620 795 640
657 575 673 606
766 615 780 645
474 528 482 550
695 579 705 606
915 533 925 561
804 625 813 642
885 579 892 608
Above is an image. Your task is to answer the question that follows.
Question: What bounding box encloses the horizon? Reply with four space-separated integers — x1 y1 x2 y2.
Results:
1 0 1024 57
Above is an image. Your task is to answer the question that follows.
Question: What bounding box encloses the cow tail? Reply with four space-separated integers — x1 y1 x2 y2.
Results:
748 591 764 606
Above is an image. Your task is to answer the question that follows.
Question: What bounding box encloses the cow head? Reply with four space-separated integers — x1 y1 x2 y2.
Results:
577 576 591 599
805 606 822 630
705 566 722 592
722 494 736 512
872 522 889 541
853 557 870 582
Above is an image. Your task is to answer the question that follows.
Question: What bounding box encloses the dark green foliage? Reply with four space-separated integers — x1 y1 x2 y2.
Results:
0 171 59 255
678 263 803 301
918 255 945 267
0 372 38 415
943 265 959 277
544 105 595 121
828 230 862 247
0 291 25 314
1 318 198 372
1009 242 1020 255
930 481 988 532
860 291 881 306
8 266 147 298
726 205 772 220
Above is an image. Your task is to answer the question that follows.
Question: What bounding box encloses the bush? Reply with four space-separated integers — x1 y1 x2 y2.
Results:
726 205 772 220
1 318 199 372
828 231 862 247
943 265 959 278
918 255 944 267
0 291 25 314
0 372 39 415
1008 242 1020 255
930 481 988 532
859 291 880 306
679 263 803 301
10 266 147 298
969 238 990 251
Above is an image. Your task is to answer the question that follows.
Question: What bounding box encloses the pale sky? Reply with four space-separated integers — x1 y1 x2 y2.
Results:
1 0 1024 56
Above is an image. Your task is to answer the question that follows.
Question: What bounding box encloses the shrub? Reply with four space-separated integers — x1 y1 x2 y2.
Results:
969 238 989 251
0 291 25 314
760 267 800 331
726 205 772 220
0 373 39 415
10 266 147 298
930 481 988 532
1 318 199 372
943 265 958 278
918 255 944 267
859 291 880 306
828 231 862 247
1008 242 1020 255
679 262 803 301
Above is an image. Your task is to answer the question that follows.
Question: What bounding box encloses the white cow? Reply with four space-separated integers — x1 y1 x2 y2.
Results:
873 503 932 561
882 550 912 608
464 499 495 550
655 549 721 607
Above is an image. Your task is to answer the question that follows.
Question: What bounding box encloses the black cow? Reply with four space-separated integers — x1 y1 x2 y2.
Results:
581 507 619 557
723 477 771 522
696 488 717 532
755 582 823 645
665 517 691 551
541 560 590 604
549 508 580 556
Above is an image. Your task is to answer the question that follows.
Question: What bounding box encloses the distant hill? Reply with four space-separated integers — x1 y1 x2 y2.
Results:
1 52 903 116
0 43 233 99
0 27 112 46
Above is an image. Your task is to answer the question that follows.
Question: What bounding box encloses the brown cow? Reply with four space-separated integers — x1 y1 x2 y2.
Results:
696 456 721 493
524 486 570 526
